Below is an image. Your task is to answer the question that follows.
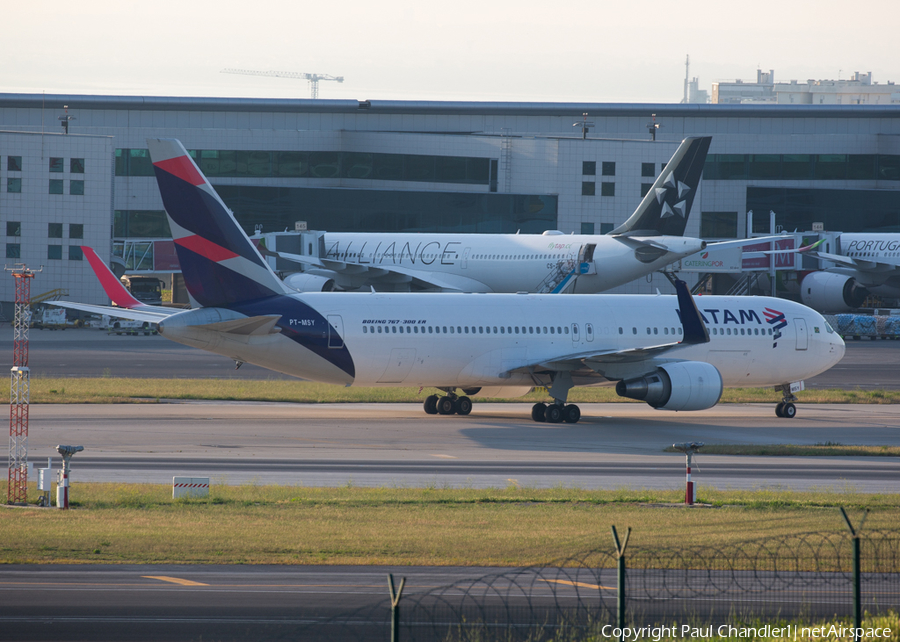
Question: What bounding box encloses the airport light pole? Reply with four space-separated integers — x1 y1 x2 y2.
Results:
7 264 36 505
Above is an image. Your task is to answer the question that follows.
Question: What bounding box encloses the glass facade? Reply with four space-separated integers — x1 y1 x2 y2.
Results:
705 154 900 181
748 187 900 234
117 148 493 186
114 210 171 238
214 186 557 235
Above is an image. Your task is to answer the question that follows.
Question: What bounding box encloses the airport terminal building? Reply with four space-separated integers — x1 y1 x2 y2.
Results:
0 93 899 305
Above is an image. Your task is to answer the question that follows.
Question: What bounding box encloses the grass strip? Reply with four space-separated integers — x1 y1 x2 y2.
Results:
2 483 896 566
14 377 900 404
664 443 900 457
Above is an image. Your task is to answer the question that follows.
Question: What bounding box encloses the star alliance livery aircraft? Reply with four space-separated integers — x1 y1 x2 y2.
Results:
259 136 714 294
53 139 844 423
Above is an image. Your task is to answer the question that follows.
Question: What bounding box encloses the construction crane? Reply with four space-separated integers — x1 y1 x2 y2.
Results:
221 68 344 99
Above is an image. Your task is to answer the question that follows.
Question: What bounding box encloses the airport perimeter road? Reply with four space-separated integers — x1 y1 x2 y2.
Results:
7 325 900 388
28 402 900 492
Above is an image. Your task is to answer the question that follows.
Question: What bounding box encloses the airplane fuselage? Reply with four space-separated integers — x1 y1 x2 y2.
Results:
157 292 844 394
308 232 704 293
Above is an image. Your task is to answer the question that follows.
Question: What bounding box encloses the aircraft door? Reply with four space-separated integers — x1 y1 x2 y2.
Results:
377 348 417 383
577 244 597 275
571 323 580 344
327 315 344 348
794 318 808 350
462 247 471 269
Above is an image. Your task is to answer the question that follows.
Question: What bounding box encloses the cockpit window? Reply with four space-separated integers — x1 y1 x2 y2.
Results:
825 321 835 334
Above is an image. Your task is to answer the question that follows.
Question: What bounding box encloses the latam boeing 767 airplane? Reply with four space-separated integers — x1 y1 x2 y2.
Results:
52 139 844 423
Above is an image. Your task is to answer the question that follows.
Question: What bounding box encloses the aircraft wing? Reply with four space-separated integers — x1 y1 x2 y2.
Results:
506 279 709 376
805 249 899 274
269 249 492 292
48 245 183 324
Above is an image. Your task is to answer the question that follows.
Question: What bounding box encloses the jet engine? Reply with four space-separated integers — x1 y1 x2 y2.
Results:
799 271 868 313
615 361 723 411
283 272 337 292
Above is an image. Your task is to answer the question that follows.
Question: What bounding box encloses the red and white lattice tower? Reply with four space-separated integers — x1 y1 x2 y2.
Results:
7 265 35 505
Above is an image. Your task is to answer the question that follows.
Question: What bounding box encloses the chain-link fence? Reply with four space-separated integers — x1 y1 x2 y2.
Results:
304 527 898 641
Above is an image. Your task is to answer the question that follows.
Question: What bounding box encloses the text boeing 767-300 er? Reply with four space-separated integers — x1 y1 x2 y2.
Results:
52 139 844 423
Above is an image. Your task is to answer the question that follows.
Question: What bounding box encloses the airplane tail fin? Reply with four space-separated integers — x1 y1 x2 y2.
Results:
147 138 288 308
609 136 712 237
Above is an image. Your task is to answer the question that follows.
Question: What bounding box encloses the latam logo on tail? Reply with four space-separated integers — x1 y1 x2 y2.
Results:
764 308 788 347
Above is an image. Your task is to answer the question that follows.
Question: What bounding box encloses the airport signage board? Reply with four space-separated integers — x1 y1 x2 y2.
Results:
679 246 743 272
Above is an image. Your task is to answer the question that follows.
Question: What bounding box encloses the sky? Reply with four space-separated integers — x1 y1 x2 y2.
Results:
3 0 897 104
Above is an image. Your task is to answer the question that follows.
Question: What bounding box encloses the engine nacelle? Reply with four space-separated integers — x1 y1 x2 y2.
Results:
615 361 723 411
799 271 868 313
283 272 337 292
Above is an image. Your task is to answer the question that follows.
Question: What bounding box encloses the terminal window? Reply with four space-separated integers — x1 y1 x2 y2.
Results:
68 246 83 261
641 162 655 177
70 158 85 173
70 180 84 196
581 222 595 234
6 244 20 259
7 178 21 193
48 245 62 260
602 161 616 176
582 181 596 196
49 158 64 173
601 182 615 197
70 224 84 239
49 179 63 195
6 222 21 237
701 211 738 238
641 183 653 197
48 223 63 238
582 161 596 176
7 156 22 171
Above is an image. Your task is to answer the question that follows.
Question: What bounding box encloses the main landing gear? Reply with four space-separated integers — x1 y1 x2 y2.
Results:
531 402 581 424
423 391 473 416
775 383 798 419
530 371 581 424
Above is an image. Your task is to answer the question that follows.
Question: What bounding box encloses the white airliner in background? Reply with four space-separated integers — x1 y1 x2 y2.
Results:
261 136 715 294
53 139 844 423
802 233 900 312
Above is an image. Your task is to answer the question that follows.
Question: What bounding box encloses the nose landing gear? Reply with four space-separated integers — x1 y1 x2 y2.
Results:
775 383 800 418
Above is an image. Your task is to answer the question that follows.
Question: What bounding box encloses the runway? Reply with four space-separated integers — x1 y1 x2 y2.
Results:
27 402 900 492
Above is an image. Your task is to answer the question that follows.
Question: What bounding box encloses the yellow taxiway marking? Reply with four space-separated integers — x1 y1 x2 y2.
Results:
143 576 209 587
541 579 615 591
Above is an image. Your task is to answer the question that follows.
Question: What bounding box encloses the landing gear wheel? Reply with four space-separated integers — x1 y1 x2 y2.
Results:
531 403 547 422
456 396 473 416
424 395 438 415
437 396 456 415
775 402 785 418
782 402 796 419
563 404 581 424
545 404 563 424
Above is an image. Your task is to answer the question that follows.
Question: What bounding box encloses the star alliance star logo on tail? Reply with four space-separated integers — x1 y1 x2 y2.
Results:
764 308 788 347
656 172 691 219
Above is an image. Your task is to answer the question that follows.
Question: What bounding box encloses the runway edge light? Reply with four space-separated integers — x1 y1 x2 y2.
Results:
55 445 83 509
672 442 704 506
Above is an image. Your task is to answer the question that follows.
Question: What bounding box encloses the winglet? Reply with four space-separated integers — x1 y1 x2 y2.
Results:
81 246 146 309
674 278 709 345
